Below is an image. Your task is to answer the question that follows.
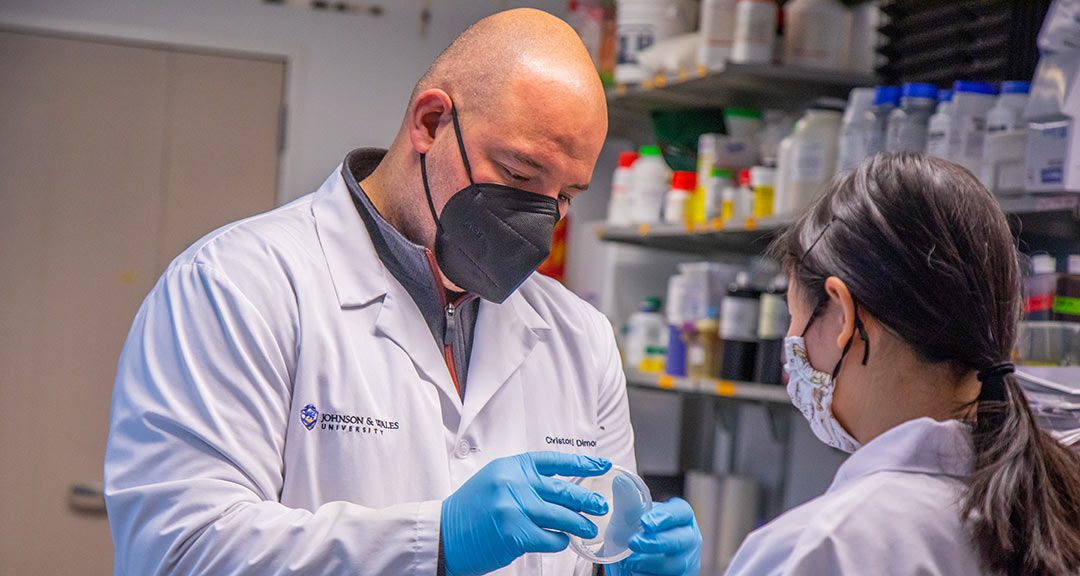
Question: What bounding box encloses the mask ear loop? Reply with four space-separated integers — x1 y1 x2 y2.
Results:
449 105 476 186
419 153 444 234
419 102 470 234
831 299 871 380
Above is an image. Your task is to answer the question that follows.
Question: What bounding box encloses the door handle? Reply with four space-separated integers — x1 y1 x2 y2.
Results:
68 482 107 515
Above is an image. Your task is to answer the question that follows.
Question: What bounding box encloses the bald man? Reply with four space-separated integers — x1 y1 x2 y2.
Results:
105 9 700 576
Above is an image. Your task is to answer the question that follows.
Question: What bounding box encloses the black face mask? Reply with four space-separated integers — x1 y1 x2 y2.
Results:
420 105 560 303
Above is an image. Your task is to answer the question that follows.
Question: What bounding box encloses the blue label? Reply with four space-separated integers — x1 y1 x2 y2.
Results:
1042 167 1064 184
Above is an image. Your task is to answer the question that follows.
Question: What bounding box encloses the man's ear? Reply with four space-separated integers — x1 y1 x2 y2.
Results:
824 276 856 351
408 89 453 155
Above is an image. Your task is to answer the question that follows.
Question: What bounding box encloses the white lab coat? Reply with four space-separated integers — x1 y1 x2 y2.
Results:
104 167 636 575
725 417 986 575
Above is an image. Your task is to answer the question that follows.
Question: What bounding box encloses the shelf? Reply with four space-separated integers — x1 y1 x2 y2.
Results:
608 62 878 114
597 215 795 255
625 370 793 405
597 194 1080 255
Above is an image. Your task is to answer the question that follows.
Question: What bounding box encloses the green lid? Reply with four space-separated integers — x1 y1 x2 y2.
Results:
712 168 733 178
724 107 762 119
639 145 662 156
644 296 662 311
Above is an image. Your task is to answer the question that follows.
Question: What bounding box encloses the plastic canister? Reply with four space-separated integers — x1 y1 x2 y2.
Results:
731 0 777 64
1025 255 1058 322
885 82 938 153
836 87 877 175
753 280 790 385
686 315 721 379
705 168 732 220
699 0 738 71
665 274 689 376
724 108 764 141
664 171 697 225
847 1 881 74
607 151 639 225
629 145 671 223
616 0 694 84
776 104 843 216
737 169 755 221
947 81 999 174
925 89 953 158
782 0 853 70
694 134 722 223
987 81 1032 134
627 297 668 372
1054 256 1080 323
750 166 776 217
719 272 761 381
866 85 901 157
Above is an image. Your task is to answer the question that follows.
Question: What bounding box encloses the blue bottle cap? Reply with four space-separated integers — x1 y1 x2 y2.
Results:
937 89 953 102
953 81 998 96
1000 81 1031 95
873 85 901 106
901 82 939 100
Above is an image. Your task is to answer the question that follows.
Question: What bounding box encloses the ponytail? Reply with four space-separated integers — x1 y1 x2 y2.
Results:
965 371 1080 575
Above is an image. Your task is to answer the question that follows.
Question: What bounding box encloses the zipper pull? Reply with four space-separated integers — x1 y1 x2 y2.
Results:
445 302 456 342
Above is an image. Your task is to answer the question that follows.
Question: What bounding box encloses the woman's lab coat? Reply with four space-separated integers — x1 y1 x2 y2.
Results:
725 417 986 575
104 167 636 575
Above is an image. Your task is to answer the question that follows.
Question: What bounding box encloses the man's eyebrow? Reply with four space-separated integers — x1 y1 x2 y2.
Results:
568 183 589 192
506 150 548 173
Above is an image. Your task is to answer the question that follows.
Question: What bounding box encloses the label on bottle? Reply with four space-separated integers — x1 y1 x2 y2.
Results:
926 128 949 158
1026 293 1054 314
720 296 760 341
752 186 774 218
793 143 827 184
688 343 706 366
757 293 791 340
1053 295 1080 316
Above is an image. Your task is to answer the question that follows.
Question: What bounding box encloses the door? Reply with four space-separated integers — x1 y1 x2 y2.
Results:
0 29 284 574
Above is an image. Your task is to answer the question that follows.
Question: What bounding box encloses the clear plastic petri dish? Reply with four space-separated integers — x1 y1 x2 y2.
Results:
568 464 653 564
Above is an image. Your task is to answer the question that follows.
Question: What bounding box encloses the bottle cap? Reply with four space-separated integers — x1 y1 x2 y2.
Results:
618 151 640 168
738 169 752 188
1000 81 1031 95
639 145 662 157
1032 254 1057 274
750 166 776 187
671 171 697 191
902 82 939 101
953 81 998 96
873 85 901 106
724 107 763 119
642 297 662 312
713 168 733 179
937 89 953 102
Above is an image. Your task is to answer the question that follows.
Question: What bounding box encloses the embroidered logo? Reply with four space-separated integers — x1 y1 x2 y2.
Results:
300 404 319 430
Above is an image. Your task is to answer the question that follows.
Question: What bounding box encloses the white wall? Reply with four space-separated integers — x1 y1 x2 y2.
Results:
0 0 566 205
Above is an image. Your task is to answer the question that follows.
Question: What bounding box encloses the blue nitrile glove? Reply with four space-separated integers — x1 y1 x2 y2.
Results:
606 498 702 576
441 451 611 576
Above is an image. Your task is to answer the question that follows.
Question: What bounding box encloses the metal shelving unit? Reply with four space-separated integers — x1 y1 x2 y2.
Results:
625 370 792 405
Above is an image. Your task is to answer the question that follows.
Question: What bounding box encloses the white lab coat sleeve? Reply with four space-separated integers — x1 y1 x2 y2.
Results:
104 262 440 575
726 524 854 576
589 307 636 473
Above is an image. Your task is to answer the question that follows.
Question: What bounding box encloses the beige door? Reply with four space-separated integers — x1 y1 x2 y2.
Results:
0 29 284 575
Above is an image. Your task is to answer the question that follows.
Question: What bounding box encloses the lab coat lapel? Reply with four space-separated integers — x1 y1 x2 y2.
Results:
312 168 462 411
460 288 550 433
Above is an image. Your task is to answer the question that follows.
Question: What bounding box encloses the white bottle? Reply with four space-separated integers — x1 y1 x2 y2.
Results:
607 151 639 225
731 0 777 65
946 81 999 174
625 298 667 372
847 1 881 73
776 104 843 216
629 145 671 223
836 87 877 175
885 82 939 153
865 85 900 157
698 0 739 72
705 168 733 220
664 171 697 224
986 81 1031 134
616 0 693 84
925 89 953 158
782 0 853 70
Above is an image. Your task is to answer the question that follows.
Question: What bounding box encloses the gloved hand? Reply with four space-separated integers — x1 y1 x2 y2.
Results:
606 498 702 576
601 474 648 558
441 451 611 576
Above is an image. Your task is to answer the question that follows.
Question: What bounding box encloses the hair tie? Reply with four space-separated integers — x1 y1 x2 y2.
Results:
977 362 1015 383
976 362 1013 405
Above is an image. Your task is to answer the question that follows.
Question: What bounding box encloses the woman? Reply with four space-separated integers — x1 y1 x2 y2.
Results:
726 154 1080 575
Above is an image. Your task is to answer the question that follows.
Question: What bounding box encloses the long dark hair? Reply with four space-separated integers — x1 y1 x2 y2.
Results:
772 153 1080 575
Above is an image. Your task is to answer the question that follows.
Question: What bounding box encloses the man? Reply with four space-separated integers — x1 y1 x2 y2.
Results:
105 8 701 575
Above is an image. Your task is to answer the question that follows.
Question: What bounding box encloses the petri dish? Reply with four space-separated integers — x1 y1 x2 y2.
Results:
568 464 653 564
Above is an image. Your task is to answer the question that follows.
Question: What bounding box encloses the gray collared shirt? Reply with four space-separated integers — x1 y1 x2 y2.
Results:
341 148 479 393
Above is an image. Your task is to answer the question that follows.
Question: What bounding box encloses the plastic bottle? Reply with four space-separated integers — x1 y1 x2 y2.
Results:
775 103 843 216
782 0 853 70
606 151 639 225
847 1 881 74
665 275 689 376
885 82 938 153
947 80 999 174
836 87 877 175
750 166 776 218
753 277 790 385
731 0 777 65
616 0 694 84
1054 256 1080 324
705 168 732 221
626 297 668 372
719 272 761 382
1025 255 1058 322
759 110 794 167
866 85 901 157
686 314 721 379
664 171 697 225
698 0 738 72
925 89 953 158
986 81 1031 134
629 145 671 223
737 169 755 221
